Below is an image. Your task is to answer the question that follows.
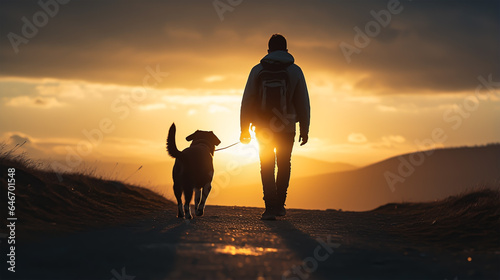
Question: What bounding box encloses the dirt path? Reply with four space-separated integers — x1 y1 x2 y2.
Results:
6 205 498 280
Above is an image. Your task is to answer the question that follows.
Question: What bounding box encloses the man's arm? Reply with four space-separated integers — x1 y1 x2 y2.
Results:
293 68 310 145
240 66 259 143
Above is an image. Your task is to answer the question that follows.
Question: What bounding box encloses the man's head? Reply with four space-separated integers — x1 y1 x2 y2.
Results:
268 34 287 53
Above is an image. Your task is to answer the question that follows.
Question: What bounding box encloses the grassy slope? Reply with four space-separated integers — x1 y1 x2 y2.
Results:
373 188 500 252
0 153 175 238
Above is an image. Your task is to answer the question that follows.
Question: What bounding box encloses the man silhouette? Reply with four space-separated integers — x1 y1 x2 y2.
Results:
240 34 310 220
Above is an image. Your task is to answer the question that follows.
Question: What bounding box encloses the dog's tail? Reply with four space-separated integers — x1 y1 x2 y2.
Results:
166 123 181 158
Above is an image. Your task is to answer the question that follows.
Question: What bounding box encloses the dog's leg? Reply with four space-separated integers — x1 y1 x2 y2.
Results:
173 183 184 218
194 188 201 213
196 183 211 216
184 186 193 219
195 187 203 216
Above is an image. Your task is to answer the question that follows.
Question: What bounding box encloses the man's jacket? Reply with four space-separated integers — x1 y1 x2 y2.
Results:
240 50 310 135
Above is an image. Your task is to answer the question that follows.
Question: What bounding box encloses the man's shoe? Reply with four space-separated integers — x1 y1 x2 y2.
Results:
261 207 276 220
275 205 286 217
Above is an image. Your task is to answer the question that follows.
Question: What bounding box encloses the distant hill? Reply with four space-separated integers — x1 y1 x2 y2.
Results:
288 156 358 175
195 155 357 207
211 144 500 211
79 155 357 199
212 155 357 189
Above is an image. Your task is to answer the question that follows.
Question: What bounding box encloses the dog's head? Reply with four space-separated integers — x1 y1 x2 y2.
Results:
186 130 221 155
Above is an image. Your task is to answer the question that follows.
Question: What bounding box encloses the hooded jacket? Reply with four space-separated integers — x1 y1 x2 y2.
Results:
240 51 310 135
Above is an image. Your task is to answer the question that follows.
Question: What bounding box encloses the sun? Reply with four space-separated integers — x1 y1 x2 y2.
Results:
218 128 260 164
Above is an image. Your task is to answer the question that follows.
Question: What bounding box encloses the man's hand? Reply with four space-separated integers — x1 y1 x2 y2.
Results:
299 134 308 146
240 130 251 144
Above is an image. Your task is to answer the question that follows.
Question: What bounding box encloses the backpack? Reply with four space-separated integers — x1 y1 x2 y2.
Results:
256 67 289 120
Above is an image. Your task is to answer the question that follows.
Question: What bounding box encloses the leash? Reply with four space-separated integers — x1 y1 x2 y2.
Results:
215 141 240 152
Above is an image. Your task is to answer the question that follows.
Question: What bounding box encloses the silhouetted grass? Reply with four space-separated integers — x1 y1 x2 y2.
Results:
0 146 174 239
374 186 500 251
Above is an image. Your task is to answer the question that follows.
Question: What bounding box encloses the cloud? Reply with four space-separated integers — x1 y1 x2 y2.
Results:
347 132 405 148
161 94 241 105
138 103 166 111
376 105 397 112
1 132 48 159
0 131 167 163
164 27 203 41
0 0 497 94
372 135 406 149
8 133 32 145
5 96 64 108
208 104 231 114
35 80 99 99
348 133 368 144
344 95 381 104
204 75 226 83
383 135 405 144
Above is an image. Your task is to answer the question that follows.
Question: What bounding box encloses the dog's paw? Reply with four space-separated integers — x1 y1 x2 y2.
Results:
184 205 192 219
177 205 185 218
195 209 204 216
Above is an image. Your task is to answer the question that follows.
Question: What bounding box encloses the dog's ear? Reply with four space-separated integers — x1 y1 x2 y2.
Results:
186 131 200 142
210 132 221 146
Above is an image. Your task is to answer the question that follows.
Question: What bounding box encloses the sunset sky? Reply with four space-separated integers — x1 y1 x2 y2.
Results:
1 0 499 176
